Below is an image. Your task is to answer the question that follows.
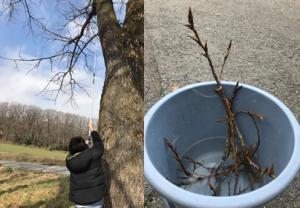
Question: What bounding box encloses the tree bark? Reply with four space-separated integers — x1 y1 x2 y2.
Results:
95 0 144 207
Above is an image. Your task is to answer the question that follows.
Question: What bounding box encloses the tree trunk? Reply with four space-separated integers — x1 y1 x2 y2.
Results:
95 0 144 207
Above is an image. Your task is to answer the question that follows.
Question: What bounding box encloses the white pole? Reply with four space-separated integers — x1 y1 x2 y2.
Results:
89 54 96 136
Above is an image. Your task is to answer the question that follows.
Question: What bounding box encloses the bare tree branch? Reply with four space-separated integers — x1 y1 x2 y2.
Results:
0 0 103 102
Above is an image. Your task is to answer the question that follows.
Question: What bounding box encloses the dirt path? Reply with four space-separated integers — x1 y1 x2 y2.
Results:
0 160 69 176
145 0 300 207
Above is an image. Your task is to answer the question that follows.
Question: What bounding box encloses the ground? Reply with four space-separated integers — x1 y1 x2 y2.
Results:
0 143 71 207
0 165 72 208
144 0 300 207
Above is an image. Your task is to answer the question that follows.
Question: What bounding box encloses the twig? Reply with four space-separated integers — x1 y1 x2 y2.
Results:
231 81 242 106
164 138 192 177
235 111 262 156
220 40 232 79
208 175 220 196
235 111 264 121
182 156 215 171
176 176 206 186
233 120 246 152
185 8 221 88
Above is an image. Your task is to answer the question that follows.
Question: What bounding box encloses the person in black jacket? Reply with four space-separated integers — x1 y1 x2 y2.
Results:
66 122 105 208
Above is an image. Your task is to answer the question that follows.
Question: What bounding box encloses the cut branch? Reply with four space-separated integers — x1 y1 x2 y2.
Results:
220 40 232 79
164 7 275 197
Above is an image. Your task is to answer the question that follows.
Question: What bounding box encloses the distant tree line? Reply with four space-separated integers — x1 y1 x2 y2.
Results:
0 102 94 151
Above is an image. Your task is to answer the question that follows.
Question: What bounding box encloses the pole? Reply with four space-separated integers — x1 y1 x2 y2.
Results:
89 54 96 136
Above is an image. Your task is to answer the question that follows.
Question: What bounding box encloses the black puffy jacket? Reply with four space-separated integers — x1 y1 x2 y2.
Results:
66 131 105 205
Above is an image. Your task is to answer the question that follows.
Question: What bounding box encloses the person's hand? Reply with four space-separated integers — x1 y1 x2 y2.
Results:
88 119 94 131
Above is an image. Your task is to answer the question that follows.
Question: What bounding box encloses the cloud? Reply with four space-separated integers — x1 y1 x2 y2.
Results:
0 49 104 118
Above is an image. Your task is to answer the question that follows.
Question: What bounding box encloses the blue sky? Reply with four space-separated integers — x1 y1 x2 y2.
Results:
0 1 126 118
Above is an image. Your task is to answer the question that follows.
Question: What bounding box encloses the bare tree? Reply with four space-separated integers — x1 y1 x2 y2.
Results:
44 109 55 147
0 0 143 207
0 102 91 149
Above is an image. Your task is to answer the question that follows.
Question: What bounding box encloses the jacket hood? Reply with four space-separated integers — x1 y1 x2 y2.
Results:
66 149 92 173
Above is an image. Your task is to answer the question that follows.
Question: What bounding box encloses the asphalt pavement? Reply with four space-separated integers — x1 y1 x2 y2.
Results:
0 160 69 176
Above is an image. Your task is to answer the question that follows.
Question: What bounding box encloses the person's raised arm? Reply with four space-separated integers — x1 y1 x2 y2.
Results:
88 120 104 157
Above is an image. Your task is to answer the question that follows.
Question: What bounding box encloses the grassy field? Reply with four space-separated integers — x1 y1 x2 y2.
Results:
0 143 67 166
0 165 73 208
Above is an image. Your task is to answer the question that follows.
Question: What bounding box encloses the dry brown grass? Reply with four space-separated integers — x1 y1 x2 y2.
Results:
0 165 73 208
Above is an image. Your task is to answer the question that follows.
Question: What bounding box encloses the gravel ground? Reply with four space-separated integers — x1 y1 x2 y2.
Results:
144 0 300 207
